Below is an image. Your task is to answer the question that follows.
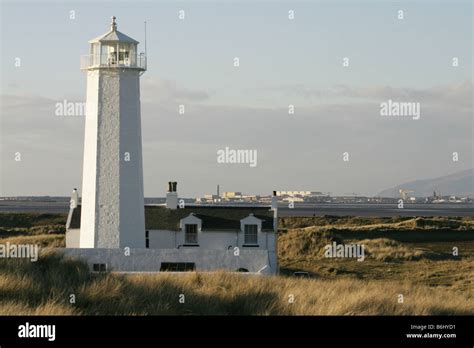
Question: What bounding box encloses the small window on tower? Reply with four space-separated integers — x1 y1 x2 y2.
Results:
145 230 149 248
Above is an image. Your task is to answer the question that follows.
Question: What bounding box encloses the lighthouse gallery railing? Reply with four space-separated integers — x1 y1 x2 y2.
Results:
80 53 146 70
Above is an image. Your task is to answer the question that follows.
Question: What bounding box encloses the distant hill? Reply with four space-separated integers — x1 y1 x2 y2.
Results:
377 169 474 198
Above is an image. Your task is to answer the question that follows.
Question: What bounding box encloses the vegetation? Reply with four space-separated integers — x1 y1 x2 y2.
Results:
279 215 474 230
0 251 472 315
0 213 67 228
0 213 473 315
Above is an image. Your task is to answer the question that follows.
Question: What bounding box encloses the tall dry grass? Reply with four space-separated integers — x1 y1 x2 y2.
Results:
0 234 65 248
1 215 473 315
0 252 472 315
278 227 450 262
358 238 445 261
280 216 474 230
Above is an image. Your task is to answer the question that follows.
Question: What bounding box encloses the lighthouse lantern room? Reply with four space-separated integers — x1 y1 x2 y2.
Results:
81 16 146 70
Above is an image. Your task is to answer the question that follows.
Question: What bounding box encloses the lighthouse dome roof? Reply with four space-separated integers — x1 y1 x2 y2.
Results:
89 16 139 44
89 29 139 44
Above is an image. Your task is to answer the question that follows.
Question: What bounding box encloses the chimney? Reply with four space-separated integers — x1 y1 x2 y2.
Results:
70 188 79 209
271 191 278 236
166 181 178 209
271 190 278 210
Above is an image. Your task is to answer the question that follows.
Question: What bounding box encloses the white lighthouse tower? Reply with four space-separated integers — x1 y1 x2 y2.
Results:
79 17 146 248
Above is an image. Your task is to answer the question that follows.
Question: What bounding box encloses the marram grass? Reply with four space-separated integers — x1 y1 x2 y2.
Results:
0 251 472 315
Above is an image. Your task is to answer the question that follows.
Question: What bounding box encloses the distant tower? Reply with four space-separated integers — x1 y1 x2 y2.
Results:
217 184 220 197
79 17 147 248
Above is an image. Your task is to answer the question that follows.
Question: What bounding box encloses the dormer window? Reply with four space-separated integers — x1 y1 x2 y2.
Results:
244 224 258 245
185 224 198 244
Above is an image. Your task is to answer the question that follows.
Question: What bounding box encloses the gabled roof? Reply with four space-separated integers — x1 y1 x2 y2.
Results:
68 205 275 231
146 206 275 231
89 29 139 44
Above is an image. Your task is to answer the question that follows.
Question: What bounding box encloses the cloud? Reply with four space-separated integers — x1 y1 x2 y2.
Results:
141 78 210 104
1 79 472 197
1 94 84 196
1 94 56 111
256 80 473 109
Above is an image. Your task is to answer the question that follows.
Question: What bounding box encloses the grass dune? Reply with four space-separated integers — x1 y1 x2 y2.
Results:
1 214 473 315
0 252 473 315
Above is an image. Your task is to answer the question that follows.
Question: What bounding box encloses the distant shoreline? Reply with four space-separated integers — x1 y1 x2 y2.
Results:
0 201 472 217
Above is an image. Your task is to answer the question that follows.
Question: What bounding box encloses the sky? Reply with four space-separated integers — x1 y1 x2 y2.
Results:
0 0 472 197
